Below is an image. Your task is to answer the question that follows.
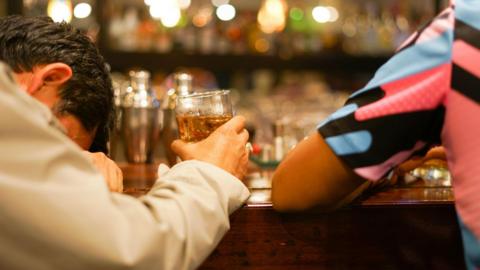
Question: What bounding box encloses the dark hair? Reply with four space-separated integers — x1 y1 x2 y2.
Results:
0 15 113 154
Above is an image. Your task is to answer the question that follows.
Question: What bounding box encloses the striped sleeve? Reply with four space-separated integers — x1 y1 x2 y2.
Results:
318 7 454 181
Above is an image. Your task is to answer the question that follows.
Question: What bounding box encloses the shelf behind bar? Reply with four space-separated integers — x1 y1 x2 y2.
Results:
102 50 390 73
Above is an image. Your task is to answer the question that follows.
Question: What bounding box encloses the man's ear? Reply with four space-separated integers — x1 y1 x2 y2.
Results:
37 63 73 87
27 63 73 95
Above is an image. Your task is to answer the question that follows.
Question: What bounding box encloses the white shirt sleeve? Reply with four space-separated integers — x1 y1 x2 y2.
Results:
0 63 250 270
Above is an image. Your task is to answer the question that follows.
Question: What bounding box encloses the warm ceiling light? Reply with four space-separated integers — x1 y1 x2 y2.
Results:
257 0 287 34
327 6 339 22
149 0 181 28
216 4 236 21
312 6 339 23
312 6 330 23
47 0 72 23
73 3 92 19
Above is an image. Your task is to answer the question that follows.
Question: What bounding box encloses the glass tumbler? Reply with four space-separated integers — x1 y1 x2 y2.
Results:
175 90 233 142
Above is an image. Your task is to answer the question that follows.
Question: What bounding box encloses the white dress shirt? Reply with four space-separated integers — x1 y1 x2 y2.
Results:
0 63 250 270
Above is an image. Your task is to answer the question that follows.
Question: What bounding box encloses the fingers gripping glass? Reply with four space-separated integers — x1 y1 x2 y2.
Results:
175 90 233 142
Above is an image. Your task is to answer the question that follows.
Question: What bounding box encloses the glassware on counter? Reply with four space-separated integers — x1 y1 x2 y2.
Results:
120 70 163 163
405 160 452 187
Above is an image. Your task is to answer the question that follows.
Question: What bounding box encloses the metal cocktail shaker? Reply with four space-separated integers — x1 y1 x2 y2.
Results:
162 72 193 166
121 70 163 163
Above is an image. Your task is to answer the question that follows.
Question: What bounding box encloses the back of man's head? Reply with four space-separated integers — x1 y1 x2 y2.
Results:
0 15 113 154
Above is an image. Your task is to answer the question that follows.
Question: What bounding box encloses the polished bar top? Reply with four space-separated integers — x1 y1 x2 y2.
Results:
120 162 455 207
119 162 464 269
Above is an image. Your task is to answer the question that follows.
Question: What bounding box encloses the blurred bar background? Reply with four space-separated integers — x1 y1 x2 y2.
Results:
3 0 449 162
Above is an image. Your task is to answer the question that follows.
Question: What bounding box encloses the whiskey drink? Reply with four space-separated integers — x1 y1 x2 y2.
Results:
175 90 233 142
176 114 232 142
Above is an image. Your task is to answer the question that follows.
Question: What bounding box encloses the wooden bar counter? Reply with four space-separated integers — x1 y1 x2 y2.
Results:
120 163 466 269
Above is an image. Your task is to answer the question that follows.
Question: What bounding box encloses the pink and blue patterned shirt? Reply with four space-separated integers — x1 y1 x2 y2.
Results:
318 1 480 268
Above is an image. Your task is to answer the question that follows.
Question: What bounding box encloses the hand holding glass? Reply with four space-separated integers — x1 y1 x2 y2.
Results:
175 90 233 142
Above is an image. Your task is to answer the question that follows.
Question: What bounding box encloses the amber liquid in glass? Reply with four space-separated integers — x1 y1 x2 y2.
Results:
176 114 232 142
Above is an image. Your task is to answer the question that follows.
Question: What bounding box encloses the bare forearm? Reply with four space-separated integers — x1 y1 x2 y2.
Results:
272 132 367 212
